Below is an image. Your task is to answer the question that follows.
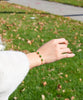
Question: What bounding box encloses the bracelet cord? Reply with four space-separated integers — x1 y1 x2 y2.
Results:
36 51 44 64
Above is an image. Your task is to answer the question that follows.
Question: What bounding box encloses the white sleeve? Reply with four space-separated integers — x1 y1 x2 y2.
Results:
0 51 30 100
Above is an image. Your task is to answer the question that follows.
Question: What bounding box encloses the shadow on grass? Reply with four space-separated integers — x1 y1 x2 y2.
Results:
0 11 27 14
0 0 9 1
43 0 49 1
0 11 83 17
64 14 83 17
0 11 50 14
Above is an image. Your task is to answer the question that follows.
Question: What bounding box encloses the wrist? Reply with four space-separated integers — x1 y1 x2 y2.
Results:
26 52 44 69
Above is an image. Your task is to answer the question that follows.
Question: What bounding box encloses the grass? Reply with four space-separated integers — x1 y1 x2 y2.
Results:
48 0 83 7
0 1 83 100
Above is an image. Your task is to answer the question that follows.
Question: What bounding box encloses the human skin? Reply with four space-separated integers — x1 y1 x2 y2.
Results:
27 38 75 69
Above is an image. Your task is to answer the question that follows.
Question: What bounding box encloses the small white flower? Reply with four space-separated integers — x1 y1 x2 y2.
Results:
30 17 35 19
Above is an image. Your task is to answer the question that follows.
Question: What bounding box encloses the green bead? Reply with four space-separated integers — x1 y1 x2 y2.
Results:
41 59 43 61
39 55 42 58
37 52 39 54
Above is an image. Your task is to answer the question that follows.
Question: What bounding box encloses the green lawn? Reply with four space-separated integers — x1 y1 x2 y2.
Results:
48 0 83 7
0 2 83 100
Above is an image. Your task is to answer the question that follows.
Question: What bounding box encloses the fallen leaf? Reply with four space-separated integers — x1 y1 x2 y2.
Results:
58 72 63 75
41 94 45 100
34 28 37 32
38 22 44 26
42 77 45 80
53 98 56 100
22 81 24 84
41 39 44 42
71 96 75 100
77 49 82 52
13 97 18 100
65 98 69 100
74 36 77 39
64 80 68 83
18 37 21 40
79 78 82 81
21 88 25 92
59 76 63 79
43 81 47 86
62 89 65 93
65 74 68 78
13 29 17 32
57 84 62 89
75 32 78 35
37 35 40 38
22 38 25 41
3 30 6 33
22 50 30 54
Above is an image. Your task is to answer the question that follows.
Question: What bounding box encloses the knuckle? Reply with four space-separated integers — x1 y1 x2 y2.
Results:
61 38 68 42
67 48 71 51
61 38 65 40
51 39 57 45
52 39 59 44
52 39 56 42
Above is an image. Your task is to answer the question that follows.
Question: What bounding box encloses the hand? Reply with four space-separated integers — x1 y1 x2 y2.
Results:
27 38 75 69
37 38 75 64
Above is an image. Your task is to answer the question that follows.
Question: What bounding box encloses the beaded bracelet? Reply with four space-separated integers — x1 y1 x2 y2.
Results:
36 51 43 64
